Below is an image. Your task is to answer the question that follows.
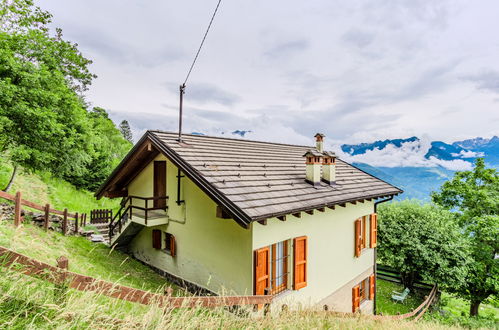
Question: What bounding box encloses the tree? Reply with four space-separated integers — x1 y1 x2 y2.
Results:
377 200 469 291
0 0 95 191
432 158 498 317
119 120 133 143
63 107 132 190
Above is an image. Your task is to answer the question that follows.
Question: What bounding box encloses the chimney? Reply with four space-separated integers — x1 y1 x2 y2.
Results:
315 133 325 152
322 151 337 185
303 149 323 186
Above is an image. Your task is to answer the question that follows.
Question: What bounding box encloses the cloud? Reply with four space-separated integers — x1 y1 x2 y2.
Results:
337 137 473 171
462 71 499 94
263 39 309 58
341 29 375 49
451 150 485 158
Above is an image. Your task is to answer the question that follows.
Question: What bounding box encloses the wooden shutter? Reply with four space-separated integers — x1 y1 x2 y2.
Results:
170 234 176 257
293 236 307 290
254 247 270 295
352 285 360 313
369 274 375 300
370 213 378 248
152 229 161 249
354 219 362 257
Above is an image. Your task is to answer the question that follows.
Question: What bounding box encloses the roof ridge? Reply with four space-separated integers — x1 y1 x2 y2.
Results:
149 130 313 149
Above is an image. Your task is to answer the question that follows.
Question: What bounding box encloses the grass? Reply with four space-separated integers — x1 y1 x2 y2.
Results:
376 279 424 315
376 278 499 329
0 155 119 215
0 221 180 294
0 222 462 329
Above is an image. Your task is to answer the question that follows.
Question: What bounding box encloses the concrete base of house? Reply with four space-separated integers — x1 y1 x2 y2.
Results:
319 266 374 314
129 252 217 296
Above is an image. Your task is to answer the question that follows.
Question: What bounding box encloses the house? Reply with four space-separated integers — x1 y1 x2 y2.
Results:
95 131 402 313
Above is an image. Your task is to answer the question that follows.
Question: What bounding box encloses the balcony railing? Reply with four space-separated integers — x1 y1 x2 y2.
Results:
109 195 168 240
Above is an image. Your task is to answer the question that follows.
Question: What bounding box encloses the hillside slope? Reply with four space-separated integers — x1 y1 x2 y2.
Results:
0 227 456 329
0 155 118 214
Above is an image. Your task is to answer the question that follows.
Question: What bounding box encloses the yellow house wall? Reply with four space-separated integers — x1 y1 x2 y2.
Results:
252 201 375 307
127 155 253 295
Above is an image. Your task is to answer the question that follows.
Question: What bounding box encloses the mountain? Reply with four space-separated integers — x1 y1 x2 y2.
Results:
341 136 498 201
453 136 499 164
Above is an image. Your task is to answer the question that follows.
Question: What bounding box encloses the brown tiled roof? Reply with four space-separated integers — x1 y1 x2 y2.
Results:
146 131 401 224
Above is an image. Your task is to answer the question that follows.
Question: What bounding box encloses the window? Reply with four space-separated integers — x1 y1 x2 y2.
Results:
270 240 289 294
352 275 374 312
254 236 306 296
361 216 367 249
164 232 176 257
354 216 370 257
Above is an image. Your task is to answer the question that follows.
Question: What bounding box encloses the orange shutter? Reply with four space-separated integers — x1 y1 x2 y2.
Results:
369 274 375 300
352 285 360 312
354 219 362 257
293 236 308 290
152 229 161 249
254 247 270 295
370 213 378 248
170 235 176 257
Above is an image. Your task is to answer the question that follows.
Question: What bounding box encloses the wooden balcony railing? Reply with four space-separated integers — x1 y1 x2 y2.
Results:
109 195 168 240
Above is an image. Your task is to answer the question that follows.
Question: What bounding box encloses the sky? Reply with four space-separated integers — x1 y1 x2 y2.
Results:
38 0 499 149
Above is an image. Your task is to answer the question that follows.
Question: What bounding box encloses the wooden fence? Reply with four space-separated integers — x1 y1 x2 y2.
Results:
0 190 85 235
90 209 112 224
0 245 273 309
377 264 433 290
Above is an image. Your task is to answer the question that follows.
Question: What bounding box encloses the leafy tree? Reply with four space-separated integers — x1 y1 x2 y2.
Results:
432 158 498 316
63 107 132 190
0 0 95 191
377 200 469 291
119 120 133 143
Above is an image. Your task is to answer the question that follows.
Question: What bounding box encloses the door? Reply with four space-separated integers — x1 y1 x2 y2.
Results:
254 247 270 295
153 161 166 208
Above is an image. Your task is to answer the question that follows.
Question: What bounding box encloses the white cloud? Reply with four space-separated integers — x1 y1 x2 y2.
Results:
334 137 473 171
451 150 485 158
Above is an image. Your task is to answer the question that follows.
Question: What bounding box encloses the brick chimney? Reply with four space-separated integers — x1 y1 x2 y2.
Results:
303 149 323 186
322 151 337 185
315 133 325 152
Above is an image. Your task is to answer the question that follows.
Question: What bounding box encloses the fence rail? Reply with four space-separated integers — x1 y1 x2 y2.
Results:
0 245 273 309
0 190 85 235
90 209 112 224
376 264 433 289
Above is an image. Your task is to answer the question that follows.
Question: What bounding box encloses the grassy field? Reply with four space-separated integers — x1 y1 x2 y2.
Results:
0 221 460 329
376 279 499 329
0 156 119 215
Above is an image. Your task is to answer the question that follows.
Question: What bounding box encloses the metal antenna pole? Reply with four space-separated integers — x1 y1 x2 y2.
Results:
178 83 186 142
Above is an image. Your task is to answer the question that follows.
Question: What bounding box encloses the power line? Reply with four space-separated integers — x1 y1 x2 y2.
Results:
183 0 222 86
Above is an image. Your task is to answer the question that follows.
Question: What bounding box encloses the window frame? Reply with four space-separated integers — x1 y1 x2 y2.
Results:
270 240 289 295
163 232 175 256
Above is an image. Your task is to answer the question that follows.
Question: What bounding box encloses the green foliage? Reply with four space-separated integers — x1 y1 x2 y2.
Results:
377 200 469 290
432 158 499 316
63 107 131 190
0 0 94 183
0 1 131 191
119 119 133 143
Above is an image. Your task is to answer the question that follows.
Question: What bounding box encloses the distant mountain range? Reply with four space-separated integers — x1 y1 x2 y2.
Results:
190 130 498 201
341 136 499 201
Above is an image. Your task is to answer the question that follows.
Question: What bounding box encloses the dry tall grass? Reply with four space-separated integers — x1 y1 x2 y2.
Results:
0 268 461 330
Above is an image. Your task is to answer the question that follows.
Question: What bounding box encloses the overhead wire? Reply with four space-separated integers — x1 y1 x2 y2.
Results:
182 0 222 86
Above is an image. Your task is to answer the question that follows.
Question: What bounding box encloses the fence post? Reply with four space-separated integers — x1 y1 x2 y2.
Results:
62 208 68 235
44 204 50 230
55 256 69 305
14 191 21 227
74 212 79 234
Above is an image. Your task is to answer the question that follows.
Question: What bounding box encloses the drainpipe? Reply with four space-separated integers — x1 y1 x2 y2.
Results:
176 168 185 205
373 195 394 315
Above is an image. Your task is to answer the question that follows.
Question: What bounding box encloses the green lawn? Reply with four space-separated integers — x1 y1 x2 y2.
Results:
376 278 424 315
376 278 499 328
